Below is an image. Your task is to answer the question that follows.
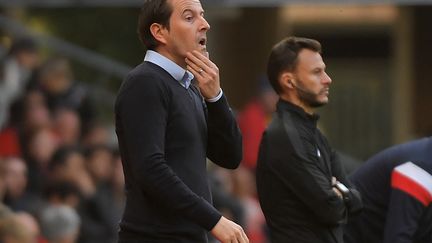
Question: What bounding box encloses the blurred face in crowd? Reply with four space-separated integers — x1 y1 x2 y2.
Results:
286 49 332 112
87 148 113 183
16 50 39 70
4 158 28 199
24 91 51 131
14 213 40 243
28 128 58 168
154 0 210 68
53 108 81 146
39 59 72 95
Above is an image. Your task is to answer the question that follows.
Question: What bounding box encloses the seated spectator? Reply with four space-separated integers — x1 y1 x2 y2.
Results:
237 76 278 171
0 211 35 243
2 157 44 215
40 205 80 243
44 182 81 209
25 127 59 194
36 57 95 129
0 37 40 129
52 107 81 147
80 121 111 148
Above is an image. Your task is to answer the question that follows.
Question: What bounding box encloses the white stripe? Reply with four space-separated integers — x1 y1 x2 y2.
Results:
394 162 432 195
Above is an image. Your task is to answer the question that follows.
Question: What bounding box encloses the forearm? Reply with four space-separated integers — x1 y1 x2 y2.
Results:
206 94 242 169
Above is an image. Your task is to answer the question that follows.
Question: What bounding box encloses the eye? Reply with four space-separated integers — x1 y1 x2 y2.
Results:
185 16 193 21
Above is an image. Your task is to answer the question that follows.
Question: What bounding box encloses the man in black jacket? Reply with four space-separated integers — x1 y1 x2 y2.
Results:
114 0 248 242
256 36 362 243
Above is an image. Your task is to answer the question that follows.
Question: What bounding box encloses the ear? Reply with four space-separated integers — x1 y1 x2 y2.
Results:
150 23 168 45
280 71 295 90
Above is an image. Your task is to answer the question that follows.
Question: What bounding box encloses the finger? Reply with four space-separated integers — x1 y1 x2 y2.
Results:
186 63 205 79
187 51 215 72
239 229 249 243
185 58 203 74
186 52 209 74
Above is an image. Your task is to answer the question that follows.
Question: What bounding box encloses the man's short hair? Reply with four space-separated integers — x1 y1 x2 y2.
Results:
8 37 38 56
137 0 173 50
267 36 322 94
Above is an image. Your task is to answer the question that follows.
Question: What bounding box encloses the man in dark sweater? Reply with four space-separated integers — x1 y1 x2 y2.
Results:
256 37 362 243
114 0 248 242
344 137 432 243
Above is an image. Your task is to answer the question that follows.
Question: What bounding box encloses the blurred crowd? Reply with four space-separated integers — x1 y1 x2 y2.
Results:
0 37 124 243
0 37 273 243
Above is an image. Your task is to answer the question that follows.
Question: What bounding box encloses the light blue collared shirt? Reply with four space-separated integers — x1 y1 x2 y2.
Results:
144 50 222 102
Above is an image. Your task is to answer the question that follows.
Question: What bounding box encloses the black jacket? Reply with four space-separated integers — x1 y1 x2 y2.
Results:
115 61 242 242
256 100 362 243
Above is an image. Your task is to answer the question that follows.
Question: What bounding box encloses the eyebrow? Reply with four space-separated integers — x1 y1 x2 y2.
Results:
181 6 204 15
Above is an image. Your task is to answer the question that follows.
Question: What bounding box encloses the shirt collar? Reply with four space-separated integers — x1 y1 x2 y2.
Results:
144 50 194 89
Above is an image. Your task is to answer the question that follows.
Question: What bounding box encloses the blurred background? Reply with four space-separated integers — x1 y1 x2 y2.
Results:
0 0 431 242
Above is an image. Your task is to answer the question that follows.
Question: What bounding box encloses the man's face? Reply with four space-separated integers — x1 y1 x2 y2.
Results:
292 49 332 108
162 0 209 67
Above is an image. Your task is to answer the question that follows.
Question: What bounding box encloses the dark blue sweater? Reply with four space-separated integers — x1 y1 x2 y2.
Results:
115 61 242 242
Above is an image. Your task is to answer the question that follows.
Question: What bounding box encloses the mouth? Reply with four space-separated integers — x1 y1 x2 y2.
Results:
321 88 330 96
198 37 207 51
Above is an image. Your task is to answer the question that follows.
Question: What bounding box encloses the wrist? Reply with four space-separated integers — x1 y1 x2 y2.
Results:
206 88 223 103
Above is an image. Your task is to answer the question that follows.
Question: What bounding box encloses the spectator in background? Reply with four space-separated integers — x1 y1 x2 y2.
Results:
25 127 59 194
2 157 43 214
84 145 119 242
232 166 267 243
40 205 80 243
0 37 40 130
0 90 52 159
0 211 36 243
44 181 81 210
0 160 7 201
344 137 432 243
80 121 111 148
36 57 95 130
14 212 42 243
237 76 278 171
85 145 114 187
52 107 81 146
47 146 115 243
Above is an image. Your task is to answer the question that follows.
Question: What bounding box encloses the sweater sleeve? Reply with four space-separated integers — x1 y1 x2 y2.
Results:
115 73 221 230
206 93 243 169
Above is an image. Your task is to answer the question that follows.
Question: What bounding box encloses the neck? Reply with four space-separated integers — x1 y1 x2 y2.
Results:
155 48 187 69
280 94 314 115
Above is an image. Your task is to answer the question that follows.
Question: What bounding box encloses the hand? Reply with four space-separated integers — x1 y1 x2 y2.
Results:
331 177 343 199
210 216 249 243
185 50 220 99
331 176 337 186
333 187 343 199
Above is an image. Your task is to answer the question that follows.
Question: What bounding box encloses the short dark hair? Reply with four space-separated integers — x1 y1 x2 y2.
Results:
137 0 173 50
8 37 38 56
267 36 322 94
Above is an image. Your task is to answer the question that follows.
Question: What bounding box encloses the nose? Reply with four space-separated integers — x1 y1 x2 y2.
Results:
323 72 332 84
200 16 210 31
